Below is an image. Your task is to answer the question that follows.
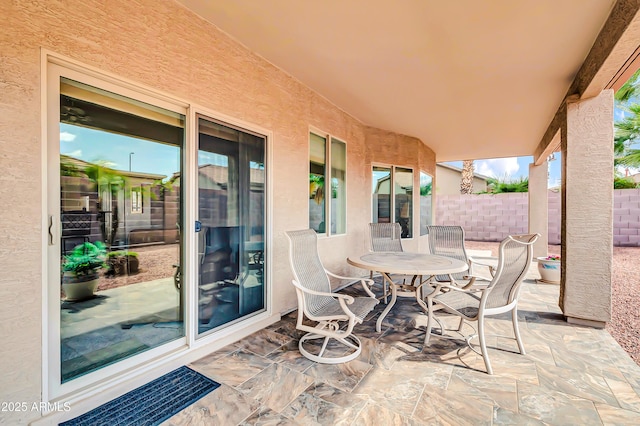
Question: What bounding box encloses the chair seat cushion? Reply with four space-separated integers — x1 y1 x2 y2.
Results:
435 290 481 318
313 296 378 321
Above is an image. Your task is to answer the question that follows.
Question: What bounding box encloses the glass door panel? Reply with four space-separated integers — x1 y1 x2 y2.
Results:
372 166 392 223
395 167 413 238
58 77 184 382
197 116 266 335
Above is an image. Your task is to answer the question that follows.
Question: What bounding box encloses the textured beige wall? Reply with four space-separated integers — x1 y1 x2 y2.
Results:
435 165 487 195
0 0 435 420
528 161 549 258
560 90 613 325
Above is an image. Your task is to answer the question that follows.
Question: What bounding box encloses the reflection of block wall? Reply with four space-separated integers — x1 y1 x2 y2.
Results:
436 189 640 246
548 191 561 244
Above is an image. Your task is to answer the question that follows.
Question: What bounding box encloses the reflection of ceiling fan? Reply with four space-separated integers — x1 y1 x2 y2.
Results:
61 105 90 123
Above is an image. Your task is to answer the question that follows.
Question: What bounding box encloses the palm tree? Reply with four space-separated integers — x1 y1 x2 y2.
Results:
614 104 640 168
460 160 474 194
615 69 640 103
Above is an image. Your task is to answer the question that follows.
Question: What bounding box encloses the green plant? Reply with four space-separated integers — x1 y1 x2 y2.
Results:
62 241 107 277
614 176 639 189
106 250 138 259
420 182 432 196
484 177 529 193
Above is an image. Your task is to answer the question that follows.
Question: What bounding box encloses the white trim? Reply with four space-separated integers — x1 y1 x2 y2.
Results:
370 163 416 240
43 50 189 110
308 127 348 238
187 104 273 338
45 57 189 401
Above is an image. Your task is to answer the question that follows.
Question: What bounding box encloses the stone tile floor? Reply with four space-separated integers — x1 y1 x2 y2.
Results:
164 277 640 425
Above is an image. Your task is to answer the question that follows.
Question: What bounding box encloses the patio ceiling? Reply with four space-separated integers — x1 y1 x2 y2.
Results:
176 0 616 162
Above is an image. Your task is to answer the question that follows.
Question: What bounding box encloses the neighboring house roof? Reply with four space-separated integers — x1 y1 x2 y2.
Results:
629 172 640 183
436 163 491 181
60 154 167 181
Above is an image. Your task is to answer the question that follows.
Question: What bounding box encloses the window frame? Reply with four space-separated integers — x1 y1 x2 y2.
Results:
309 129 347 237
419 171 433 236
371 163 415 239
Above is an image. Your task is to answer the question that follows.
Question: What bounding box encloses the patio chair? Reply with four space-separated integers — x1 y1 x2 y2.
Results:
418 233 538 375
427 225 495 289
285 229 379 364
369 222 407 302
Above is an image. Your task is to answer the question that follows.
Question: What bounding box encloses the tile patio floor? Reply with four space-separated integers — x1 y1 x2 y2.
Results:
163 272 640 425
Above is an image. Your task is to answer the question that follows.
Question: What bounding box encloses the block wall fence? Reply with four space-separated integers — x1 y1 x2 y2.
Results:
435 189 640 247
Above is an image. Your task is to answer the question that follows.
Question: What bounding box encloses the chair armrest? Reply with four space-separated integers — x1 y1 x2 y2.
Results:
290 280 355 304
325 270 377 299
468 256 497 276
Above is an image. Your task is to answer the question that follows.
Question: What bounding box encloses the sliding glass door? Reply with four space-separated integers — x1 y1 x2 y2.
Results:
55 76 185 383
48 62 269 398
197 116 266 335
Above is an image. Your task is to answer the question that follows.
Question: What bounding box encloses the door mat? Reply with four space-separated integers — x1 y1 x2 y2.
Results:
60 366 220 425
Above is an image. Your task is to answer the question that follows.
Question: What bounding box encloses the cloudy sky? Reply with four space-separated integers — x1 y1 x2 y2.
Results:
444 155 562 188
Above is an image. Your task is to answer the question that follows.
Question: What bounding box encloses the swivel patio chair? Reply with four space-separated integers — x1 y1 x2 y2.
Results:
369 222 408 302
418 233 538 375
286 229 379 364
427 225 496 289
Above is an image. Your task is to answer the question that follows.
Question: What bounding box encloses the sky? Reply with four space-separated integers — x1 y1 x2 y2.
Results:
444 102 639 188
444 155 562 188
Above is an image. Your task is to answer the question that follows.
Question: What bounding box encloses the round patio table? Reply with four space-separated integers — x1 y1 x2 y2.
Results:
347 252 468 332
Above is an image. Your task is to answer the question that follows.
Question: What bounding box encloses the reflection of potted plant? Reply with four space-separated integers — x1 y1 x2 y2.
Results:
62 241 106 301
537 254 560 284
105 251 139 276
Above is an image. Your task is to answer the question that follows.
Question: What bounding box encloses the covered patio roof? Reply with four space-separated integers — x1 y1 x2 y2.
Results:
176 0 626 162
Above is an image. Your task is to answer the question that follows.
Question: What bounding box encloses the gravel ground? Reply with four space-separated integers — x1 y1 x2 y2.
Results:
466 240 640 365
96 241 640 365
96 245 179 291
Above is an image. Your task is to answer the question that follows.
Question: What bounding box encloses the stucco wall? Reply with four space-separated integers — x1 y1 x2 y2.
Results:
0 1 436 421
435 165 487 195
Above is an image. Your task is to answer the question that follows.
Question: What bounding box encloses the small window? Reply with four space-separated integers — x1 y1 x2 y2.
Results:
419 172 433 235
309 132 347 235
130 186 142 214
372 165 413 238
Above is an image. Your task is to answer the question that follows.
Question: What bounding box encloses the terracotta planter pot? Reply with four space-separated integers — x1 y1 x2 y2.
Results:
537 257 560 284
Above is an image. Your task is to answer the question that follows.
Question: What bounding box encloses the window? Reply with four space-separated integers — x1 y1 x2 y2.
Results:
309 132 346 235
419 172 433 235
130 185 142 214
372 166 414 238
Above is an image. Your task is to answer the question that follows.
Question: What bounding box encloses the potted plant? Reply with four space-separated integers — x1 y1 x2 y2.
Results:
62 241 107 301
537 254 560 284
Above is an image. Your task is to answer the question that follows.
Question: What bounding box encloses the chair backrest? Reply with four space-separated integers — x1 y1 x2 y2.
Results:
369 223 404 252
427 225 468 280
482 234 539 310
285 229 333 316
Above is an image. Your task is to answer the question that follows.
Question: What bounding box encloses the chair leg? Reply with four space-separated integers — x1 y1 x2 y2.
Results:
298 332 363 364
512 308 526 355
423 298 434 347
478 316 493 375
457 317 465 332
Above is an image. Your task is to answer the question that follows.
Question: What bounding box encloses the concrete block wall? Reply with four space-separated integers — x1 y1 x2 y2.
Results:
436 189 640 246
614 188 640 246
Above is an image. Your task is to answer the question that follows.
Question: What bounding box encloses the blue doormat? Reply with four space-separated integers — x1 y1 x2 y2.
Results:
61 366 220 426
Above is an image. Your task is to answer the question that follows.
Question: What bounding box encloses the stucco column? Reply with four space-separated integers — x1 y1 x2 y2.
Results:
528 161 549 259
560 90 613 328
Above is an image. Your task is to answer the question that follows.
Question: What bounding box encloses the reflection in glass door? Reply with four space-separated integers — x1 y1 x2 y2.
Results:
57 77 184 382
197 116 266 335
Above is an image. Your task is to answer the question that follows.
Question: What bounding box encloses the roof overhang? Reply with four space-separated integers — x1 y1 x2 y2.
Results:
176 0 639 162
